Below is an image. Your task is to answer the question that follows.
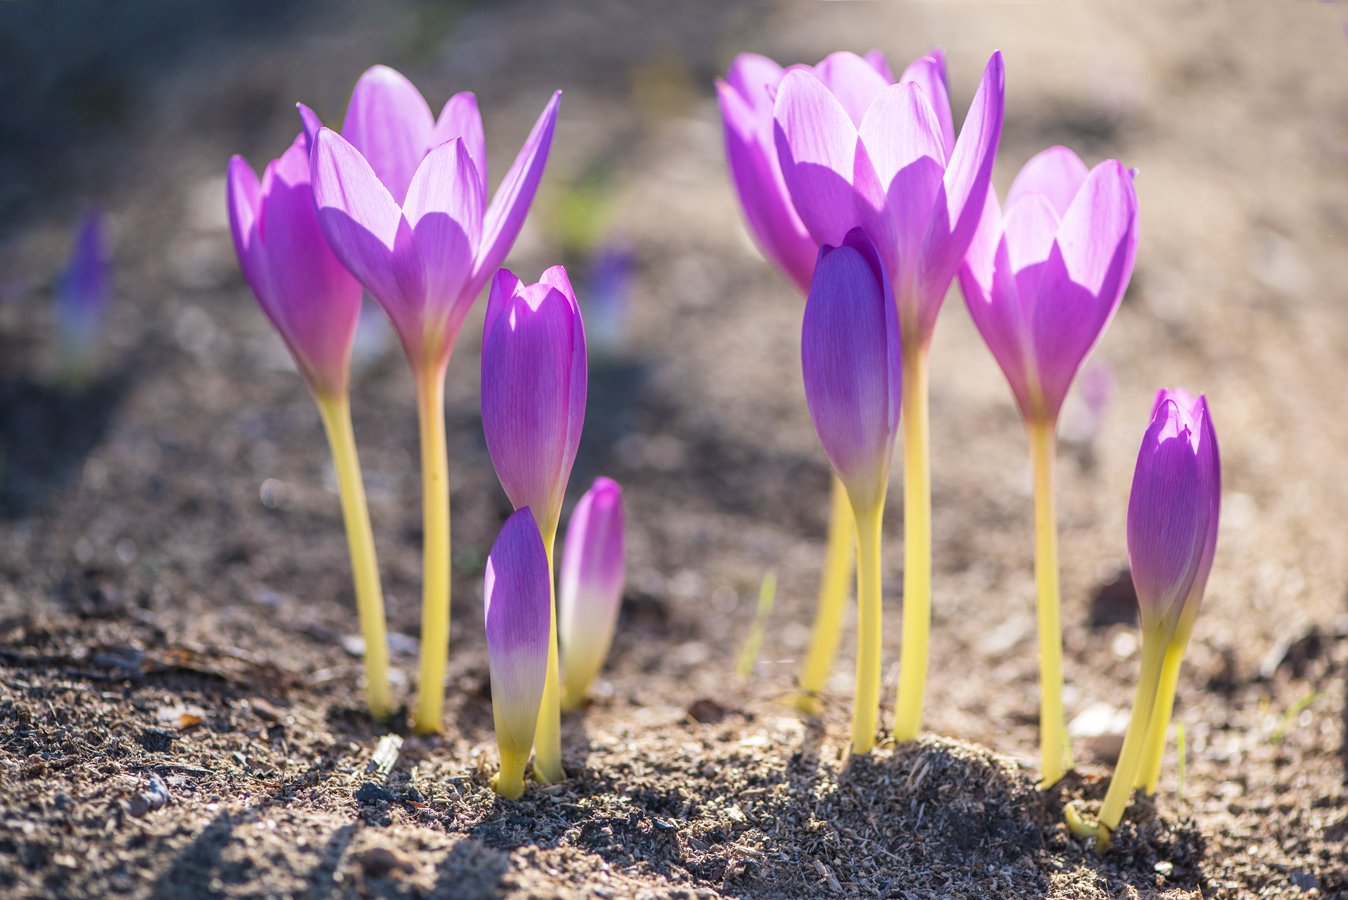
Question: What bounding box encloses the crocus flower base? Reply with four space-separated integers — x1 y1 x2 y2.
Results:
849 501 885 755
534 537 566 784
1028 419 1070 787
413 367 452 735
893 348 932 743
794 476 855 716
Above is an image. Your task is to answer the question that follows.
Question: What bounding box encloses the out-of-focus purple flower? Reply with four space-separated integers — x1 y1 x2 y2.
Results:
801 228 902 511
1127 390 1220 639
484 506 552 798
773 52 1003 342
228 137 362 399
717 50 903 294
582 243 633 357
481 266 587 538
305 65 560 373
960 147 1139 424
57 210 112 372
559 477 626 706
1060 360 1115 448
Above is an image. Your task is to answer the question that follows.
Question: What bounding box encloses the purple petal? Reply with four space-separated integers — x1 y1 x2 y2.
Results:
724 53 785 112
341 65 435 205
774 70 864 249
1003 191 1062 316
226 155 265 299
800 228 902 509
862 49 895 83
1007 145 1089 216
481 266 586 536
472 92 562 297
717 79 814 293
1183 396 1221 628
433 92 487 195
484 507 551 759
296 103 323 155
402 138 484 340
559 477 626 701
310 128 428 355
899 50 954 157
812 51 892 125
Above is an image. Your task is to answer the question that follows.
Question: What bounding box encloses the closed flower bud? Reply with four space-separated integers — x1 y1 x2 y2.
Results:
559 478 626 707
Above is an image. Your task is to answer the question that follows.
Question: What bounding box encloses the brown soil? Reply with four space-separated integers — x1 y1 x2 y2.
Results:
2 1 1347 897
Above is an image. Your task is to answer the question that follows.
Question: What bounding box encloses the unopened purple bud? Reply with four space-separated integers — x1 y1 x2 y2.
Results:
1126 390 1220 640
800 228 902 513
57 210 111 373
559 478 626 706
481 266 587 539
582 244 633 357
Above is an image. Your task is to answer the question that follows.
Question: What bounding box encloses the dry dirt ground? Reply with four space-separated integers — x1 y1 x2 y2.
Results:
2 1 1347 897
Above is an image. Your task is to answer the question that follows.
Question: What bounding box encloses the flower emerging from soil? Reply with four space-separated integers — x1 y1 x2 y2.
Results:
485 507 553 800
774 50 1005 742
1069 390 1220 848
957 145 1139 786
800 227 901 754
959 147 1139 426
304 65 561 735
226 135 391 719
559 477 626 709
481 264 587 784
56 209 111 385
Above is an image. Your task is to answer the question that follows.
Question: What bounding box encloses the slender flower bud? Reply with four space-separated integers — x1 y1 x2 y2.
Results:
1127 389 1221 641
480 266 587 539
306 66 560 373
774 51 1003 340
960 147 1139 424
56 210 112 381
800 228 902 514
228 137 362 399
484 507 552 799
559 478 626 707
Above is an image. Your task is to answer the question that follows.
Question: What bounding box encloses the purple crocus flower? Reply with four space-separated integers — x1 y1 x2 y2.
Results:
959 147 1139 424
484 506 552 799
1127 389 1220 638
481 266 588 540
228 137 362 398
801 227 902 513
559 477 626 708
773 51 1002 342
57 210 112 377
306 65 561 372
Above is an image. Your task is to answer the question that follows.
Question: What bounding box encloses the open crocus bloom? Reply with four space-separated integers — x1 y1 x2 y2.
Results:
960 147 1139 424
1127 390 1220 640
228 136 362 399
306 65 560 372
800 228 903 513
481 266 588 540
773 51 1003 341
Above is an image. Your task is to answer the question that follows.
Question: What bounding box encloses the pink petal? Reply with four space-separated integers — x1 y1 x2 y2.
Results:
433 92 487 196
341 65 434 205
1002 191 1061 306
812 50 892 125
402 138 483 336
225 155 265 300
296 103 323 155
724 52 785 112
472 91 562 296
773 70 864 249
1007 145 1089 216
558 477 625 700
899 50 954 157
862 49 895 83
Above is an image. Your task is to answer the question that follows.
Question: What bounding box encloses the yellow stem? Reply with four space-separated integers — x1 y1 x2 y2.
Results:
533 528 566 783
1136 639 1186 794
1096 630 1168 846
893 347 930 742
850 500 884 755
316 394 391 720
1029 418 1070 786
412 368 451 735
795 476 855 714
493 746 527 799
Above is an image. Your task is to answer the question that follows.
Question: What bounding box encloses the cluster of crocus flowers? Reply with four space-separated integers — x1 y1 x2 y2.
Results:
227 133 392 718
57 210 111 386
1069 390 1220 847
770 49 1005 741
800 228 902 753
960 147 1139 784
307 67 560 734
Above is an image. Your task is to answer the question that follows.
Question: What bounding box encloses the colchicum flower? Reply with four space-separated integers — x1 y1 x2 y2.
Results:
717 48 951 714
484 507 553 800
56 209 112 384
227 134 391 719
774 49 1005 742
959 146 1139 785
481 265 587 783
1069 390 1220 848
558 477 626 709
800 227 902 754
306 65 561 734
